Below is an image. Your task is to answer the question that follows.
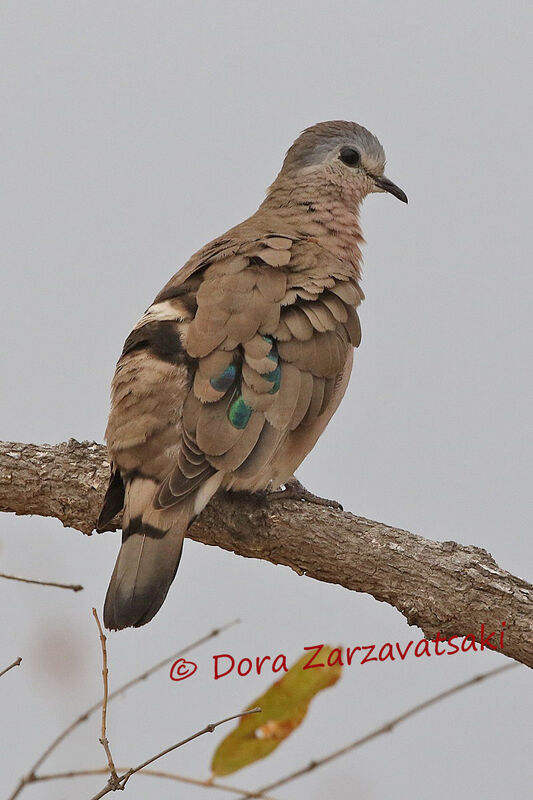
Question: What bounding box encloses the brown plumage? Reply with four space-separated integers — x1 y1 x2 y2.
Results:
98 120 407 630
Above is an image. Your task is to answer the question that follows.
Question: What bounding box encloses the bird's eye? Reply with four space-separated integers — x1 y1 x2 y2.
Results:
339 147 361 167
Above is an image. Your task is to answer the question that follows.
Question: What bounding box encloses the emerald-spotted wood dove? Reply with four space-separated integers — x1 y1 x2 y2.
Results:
98 120 407 630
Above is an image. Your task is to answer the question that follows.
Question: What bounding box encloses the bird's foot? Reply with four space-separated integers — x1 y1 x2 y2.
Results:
268 477 343 511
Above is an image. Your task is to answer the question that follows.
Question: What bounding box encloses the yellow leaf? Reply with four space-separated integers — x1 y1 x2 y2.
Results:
211 646 342 776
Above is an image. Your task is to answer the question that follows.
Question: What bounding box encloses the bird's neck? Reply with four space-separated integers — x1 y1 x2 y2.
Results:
258 177 365 278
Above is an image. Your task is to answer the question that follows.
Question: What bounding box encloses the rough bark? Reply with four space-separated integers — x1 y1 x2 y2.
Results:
1 439 532 669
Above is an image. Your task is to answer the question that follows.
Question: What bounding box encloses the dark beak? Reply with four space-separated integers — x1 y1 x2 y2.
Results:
373 175 408 204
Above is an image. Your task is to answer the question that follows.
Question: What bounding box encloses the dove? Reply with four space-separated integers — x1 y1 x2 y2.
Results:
98 120 407 630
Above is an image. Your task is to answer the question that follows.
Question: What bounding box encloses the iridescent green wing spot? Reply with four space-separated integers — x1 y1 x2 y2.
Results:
228 392 253 429
261 336 281 394
227 337 280 429
210 363 237 393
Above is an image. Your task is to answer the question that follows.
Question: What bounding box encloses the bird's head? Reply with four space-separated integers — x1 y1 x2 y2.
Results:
271 120 407 205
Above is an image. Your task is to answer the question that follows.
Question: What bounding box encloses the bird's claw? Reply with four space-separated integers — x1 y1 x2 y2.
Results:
268 478 343 511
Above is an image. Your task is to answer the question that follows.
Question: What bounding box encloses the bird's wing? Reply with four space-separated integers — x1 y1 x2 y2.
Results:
143 233 364 507
98 233 362 629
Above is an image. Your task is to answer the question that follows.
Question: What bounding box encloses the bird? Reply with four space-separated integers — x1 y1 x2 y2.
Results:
98 120 407 630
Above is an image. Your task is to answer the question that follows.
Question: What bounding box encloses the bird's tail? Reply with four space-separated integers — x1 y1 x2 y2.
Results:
102 476 193 630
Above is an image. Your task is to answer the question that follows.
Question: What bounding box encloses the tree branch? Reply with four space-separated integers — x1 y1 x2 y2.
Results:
89 708 261 800
7 620 239 800
32 767 278 798
0 572 82 592
1 439 532 669
0 657 22 679
91 609 119 790
237 663 517 798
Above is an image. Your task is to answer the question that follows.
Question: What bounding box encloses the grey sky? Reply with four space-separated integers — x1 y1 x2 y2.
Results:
1 2 532 798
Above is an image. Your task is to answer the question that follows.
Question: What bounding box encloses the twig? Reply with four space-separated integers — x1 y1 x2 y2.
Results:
32 766 278 798
0 572 83 592
92 609 119 789
238 663 517 798
7 619 239 800
0 657 22 678
89 708 261 800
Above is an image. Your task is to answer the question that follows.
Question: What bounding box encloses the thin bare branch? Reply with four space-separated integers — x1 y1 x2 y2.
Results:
7 619 239 800
89 708 261 800
1 439 532 670
31 767 278 798
0 657 22 679
0 572 83 591
238 663 517 798
92 608 119 789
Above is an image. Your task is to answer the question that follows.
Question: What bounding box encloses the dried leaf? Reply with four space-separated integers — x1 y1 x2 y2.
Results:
211 646 342 776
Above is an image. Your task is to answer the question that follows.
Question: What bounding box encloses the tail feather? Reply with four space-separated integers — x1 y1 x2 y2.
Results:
104 523 186 629
103 477 193 630
97 467 125 531
102 470 224 630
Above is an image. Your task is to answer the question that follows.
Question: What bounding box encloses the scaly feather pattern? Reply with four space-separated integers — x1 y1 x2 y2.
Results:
99 120 406 629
